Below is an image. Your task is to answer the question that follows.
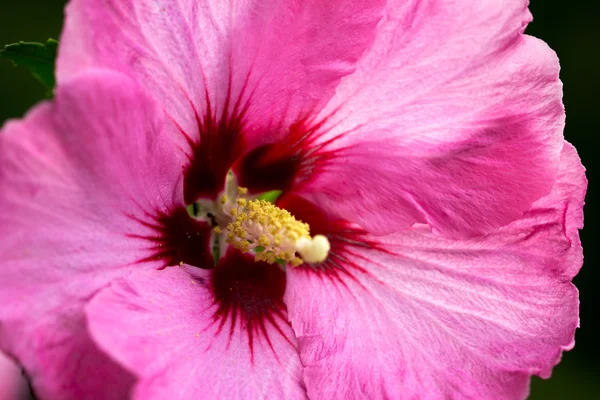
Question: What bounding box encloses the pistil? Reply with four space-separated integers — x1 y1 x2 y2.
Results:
225 196 330 266
191 174 331 266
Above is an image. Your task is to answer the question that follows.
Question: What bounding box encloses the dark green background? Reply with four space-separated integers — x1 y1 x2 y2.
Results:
1 1 598 399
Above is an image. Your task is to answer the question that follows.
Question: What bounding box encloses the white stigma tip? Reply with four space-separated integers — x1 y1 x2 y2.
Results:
296 234 331 264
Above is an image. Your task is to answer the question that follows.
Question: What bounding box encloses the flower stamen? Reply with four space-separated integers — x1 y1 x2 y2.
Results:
224 195 330 266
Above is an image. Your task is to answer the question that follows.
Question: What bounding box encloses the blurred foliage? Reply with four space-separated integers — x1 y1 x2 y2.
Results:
0 39 57 92
1 1 598 399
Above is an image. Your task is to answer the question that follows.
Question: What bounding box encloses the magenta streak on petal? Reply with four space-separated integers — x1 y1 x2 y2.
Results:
233 113 343 194
209 248 293 363
181 72 254 203
125 206 213 269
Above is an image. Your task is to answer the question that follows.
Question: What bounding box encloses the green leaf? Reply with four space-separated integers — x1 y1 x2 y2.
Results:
257 190 283 203
0 39 58 94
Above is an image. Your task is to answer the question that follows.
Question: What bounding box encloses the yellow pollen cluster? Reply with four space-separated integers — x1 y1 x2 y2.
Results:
226 198 311 266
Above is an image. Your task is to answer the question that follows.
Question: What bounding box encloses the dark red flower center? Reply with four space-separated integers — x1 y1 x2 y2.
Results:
130 99 371 359
209 248 291 360
127 206 213 269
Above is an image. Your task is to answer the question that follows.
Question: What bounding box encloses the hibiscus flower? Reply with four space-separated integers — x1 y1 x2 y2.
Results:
0 0 585 399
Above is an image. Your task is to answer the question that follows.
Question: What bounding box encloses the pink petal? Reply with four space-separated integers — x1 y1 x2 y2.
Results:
284 143 584 399
58 0 386 199
1 316 135 400
298 0 564 236
0 351 27 400
86 254 306 400
0 70 204 399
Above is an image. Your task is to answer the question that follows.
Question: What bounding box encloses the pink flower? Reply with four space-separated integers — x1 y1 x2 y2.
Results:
0 1 585 400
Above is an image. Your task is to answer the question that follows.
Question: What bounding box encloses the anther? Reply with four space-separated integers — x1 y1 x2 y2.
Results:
224 190 330 266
